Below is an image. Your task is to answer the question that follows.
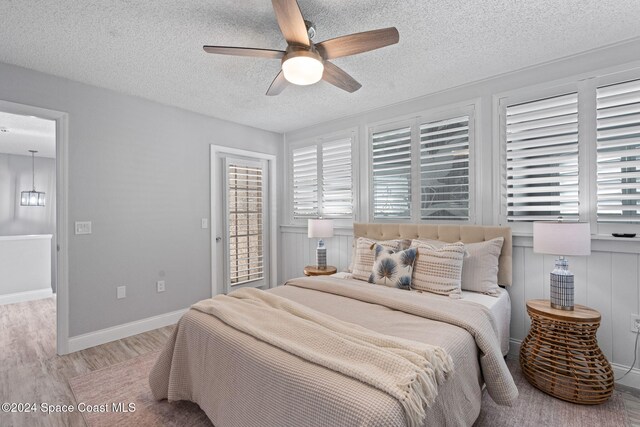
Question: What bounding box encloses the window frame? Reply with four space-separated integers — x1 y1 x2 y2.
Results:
497 83 582 233
592 68 640 236
366 102 478 224
496 66 640 236
287 128 358 226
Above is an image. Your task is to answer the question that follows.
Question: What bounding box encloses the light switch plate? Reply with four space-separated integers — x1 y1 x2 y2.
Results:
117 285 126 299
75 221 92 235
156 280 165 293
201 218 208 229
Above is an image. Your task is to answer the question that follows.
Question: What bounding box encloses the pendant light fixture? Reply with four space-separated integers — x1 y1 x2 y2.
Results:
20 150 45 207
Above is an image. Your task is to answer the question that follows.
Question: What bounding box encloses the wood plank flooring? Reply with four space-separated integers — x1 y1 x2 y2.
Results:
0 297 173 427
1 297 639 426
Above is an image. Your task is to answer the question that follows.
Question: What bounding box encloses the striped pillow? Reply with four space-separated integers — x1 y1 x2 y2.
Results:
348 237 410 275
411 242 465 296
351 238 405 281
413 238 504 295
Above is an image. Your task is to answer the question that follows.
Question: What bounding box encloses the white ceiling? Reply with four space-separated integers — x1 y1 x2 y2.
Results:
0 112 56 158
0 1 639 134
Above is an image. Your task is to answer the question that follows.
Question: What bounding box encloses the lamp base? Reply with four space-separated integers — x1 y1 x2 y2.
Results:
316 239 327 269
550 257 574 310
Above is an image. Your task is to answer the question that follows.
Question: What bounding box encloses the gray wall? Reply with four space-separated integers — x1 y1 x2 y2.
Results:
0 153 57 291
0 61 283 336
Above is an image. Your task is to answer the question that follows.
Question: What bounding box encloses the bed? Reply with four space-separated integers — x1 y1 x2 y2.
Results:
150 224 517 427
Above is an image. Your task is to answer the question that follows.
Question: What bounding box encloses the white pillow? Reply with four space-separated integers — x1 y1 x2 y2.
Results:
412 237 504 295
411 242 465 296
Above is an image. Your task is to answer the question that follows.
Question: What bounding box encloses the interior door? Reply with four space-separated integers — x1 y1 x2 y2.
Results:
219 155 269 292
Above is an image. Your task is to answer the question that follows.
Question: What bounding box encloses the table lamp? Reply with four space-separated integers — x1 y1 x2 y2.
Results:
308 219 334 269
533 221 591 311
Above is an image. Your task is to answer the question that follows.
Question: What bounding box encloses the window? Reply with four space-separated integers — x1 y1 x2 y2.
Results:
291 136 353 220
291 146 318 218
420 116 470 220
227 163 264 285
596 78 640 224
371 126 412 219
370 107 475 222
322 139 353 218
504 93 580 222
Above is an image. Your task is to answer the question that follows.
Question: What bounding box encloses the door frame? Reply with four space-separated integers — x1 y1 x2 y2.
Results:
210 145 277 296
0 99 70 355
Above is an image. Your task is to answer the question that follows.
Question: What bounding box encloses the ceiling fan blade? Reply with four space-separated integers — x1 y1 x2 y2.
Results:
322 61 361 93
266 70 288 96
203 46 285 59
271 0 310 47
316 27 399 60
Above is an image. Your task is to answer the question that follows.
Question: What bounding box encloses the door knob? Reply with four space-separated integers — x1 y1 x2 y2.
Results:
216 237 222 242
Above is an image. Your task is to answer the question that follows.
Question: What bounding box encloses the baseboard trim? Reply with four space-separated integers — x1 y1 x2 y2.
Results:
0 288 53 305
508 337 640 390
67 308 187 353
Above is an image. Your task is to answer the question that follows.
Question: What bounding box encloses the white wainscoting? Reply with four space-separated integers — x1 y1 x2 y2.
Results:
280 226 640 388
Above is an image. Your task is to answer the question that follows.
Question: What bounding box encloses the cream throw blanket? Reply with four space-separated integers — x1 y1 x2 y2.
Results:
192 287 454 427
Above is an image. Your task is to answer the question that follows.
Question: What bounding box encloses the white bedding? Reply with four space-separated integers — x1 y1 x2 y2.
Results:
332 272 511 356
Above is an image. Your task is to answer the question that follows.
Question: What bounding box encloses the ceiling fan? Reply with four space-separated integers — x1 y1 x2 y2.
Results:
203 0 399 96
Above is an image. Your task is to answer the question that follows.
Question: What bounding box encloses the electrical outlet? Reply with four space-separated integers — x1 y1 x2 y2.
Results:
117 285 126 299
201 218 208 229
630 314 640 332
156 280 166 293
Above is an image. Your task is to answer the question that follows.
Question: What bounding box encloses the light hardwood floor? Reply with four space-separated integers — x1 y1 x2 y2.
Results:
1 297 639 426
0 297 173 427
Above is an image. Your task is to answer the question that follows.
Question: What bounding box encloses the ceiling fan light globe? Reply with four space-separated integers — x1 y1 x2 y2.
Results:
282 56 324 86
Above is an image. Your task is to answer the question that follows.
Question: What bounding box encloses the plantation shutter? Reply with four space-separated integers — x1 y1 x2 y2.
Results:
596 79 640 223
420 115 470 220
505 92 580 221
292 145 318 218
228 164 264 285
322 138 353 218
372 126 412 219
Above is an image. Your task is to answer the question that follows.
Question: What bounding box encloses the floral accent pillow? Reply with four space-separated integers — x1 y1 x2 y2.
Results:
368 247 417 290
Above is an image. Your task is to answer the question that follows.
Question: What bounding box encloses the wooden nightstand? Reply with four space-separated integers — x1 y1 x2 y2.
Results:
303 265 337 276
520 299 614 404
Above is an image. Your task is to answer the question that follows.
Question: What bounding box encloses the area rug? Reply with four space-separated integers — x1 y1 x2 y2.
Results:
69 351 629 427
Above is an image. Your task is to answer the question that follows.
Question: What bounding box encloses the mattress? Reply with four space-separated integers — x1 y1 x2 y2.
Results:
332 272 511 356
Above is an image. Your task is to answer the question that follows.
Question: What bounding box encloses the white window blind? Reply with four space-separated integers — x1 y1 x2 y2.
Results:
505 92 580 222
228 164 264 285
292 145 318 218
420 115 470 220
322 138 353 218
372 126 412 219
596 79 640 223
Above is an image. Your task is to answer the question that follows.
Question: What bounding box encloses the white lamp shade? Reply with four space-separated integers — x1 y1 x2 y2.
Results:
308 219 334 239
533 222 591 256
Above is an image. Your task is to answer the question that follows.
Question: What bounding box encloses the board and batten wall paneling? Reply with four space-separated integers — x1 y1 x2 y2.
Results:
280 227 352 281
279 227 640 387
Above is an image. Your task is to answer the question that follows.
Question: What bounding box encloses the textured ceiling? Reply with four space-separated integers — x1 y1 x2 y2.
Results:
1 1 639 133
0 112 56 158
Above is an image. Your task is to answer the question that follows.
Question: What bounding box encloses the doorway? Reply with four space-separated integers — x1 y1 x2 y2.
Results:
0 100 68 355
0 109 57 358
210 146 277 296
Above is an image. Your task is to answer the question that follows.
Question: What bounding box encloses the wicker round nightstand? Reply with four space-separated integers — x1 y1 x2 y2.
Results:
303 265 337 276
520 299 614 404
